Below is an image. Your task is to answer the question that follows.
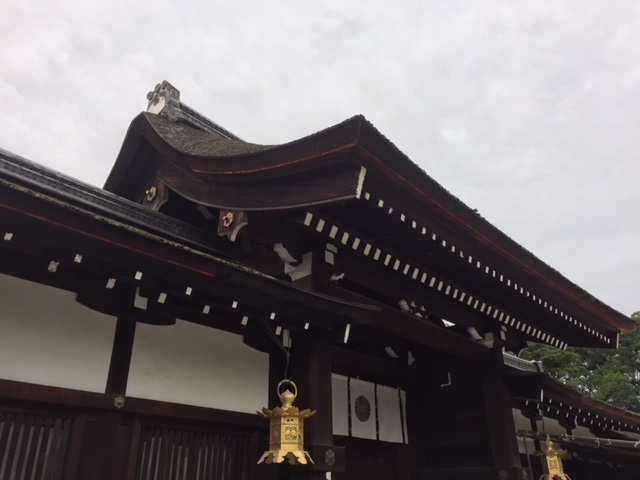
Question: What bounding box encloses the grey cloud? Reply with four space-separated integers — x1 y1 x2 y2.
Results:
1 0 638 315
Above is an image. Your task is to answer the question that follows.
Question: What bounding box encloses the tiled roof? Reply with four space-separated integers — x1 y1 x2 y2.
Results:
0 147 226 255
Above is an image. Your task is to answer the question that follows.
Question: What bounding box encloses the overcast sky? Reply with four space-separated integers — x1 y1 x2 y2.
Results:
1 1 639 316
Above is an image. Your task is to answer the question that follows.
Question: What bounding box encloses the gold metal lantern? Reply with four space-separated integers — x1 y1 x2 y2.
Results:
257 380 316 465
535 439 572 480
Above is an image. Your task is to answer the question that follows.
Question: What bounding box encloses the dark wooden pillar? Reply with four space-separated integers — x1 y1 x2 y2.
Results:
75 412 123 480
481 349 522 468
291 331 333 444
73 317 138 480
286 330 342 480
105 317 137 395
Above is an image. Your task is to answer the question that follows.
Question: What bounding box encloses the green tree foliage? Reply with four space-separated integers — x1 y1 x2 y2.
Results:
520 312 640 413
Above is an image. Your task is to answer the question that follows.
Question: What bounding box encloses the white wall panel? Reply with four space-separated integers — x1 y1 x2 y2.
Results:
0 274 116 392
127 319 269 413
331 374 349 436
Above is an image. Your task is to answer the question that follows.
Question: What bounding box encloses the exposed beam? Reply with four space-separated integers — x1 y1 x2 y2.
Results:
0 378 263 428
0 185 378 330
314 281 491 363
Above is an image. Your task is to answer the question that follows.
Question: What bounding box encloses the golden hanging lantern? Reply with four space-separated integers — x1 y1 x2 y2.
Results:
535 439 572 480
257 380 316 465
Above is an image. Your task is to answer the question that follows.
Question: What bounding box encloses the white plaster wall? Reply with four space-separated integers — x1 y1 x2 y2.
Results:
0 273 116 392
127 319 268 413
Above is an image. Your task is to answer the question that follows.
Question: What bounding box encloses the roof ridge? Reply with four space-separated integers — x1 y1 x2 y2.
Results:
146 80 243 141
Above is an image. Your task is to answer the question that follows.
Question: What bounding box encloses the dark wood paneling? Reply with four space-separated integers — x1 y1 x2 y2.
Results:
0 379 265 480
0 379 264 428
331 436 408 480
481 367 521 468
415 466 531 479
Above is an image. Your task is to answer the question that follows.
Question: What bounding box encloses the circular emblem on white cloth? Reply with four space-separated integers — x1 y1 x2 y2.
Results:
354 395 371 422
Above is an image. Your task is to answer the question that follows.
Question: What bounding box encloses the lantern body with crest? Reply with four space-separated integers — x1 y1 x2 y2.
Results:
257 380 316 465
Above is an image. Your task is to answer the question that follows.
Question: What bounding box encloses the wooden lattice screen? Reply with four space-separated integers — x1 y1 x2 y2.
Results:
0 412 72 480
0 382 260 480
136 425 251 480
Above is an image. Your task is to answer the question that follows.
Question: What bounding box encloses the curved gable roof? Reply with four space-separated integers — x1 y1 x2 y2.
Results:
105 110 634 344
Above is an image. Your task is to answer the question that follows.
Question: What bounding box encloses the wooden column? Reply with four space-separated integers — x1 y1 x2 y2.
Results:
291 331 333 444
105 317 137 395
481 349 522 468
286 330 343 479
76 412 123 480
